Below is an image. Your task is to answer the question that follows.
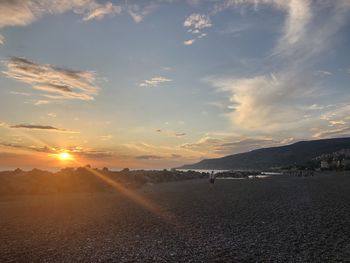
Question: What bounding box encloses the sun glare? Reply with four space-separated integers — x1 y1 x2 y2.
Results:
57 152 73 161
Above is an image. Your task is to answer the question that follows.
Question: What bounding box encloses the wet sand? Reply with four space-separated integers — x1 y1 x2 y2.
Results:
1 172 350 262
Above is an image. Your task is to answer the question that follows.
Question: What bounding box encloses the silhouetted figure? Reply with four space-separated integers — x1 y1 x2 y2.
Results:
209 171 216 184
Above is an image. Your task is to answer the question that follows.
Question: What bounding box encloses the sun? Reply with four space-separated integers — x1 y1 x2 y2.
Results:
57 152 73 161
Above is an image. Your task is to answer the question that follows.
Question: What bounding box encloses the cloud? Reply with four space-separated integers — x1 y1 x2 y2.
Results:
206 1 350 139
155 129 186 138
312 103 350 138
211 0 312 52
217 138 280 155
183 13 212 44
273 2 350 63
83 2 122 21
0 0 36 28
10 91 31 96
135 155 164 160
34 100 50 106
10 124 78 133
315 70 332 76
209 0 350 59
184 13 212 30
99 135 113 141
0 142 115 159
184 39 196 45
312 127 350 139
0 143 55 153
181 136 222 154
209 73 315 131
3 57 100 101
47 113 57 118
308 104 327 110
0 0 164 45
0 0 121 29
74 150 114 159
329 120 346 126
276 0 312 53
0 34 4 45
127 3 158 23
139 76 172 88
181 135 289 156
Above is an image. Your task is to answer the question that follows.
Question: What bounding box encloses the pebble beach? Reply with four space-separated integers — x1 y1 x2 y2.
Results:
1 172 349 262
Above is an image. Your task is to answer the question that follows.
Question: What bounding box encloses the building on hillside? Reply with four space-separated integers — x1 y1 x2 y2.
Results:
341 159 350 167
320 161 330 169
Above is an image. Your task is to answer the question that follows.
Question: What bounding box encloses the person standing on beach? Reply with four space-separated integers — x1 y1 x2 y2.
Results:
209 171 216 184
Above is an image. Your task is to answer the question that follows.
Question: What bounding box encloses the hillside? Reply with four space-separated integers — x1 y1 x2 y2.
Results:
178 137 350 170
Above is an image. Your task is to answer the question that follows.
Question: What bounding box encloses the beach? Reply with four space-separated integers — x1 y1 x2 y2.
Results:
0 172 349 262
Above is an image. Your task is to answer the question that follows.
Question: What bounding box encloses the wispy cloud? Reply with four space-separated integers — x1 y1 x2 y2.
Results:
211 0 311 52
74 150 115 159
10 124 78 133
0 0 121 29
0 34 4 45
181 134 295 157
139 76 172 88
83 2 122 21
47 113 57 118
3 57 100 101
315 70 332 76
313 103 350 139
208 73 314 131
34 100 50 106
136 155 164 160
206 0 350 140
329 120 346 126
312 127 350 139
99 135 113 141
210 0 348 62
10 91 31 96
0 0 164 37
275 0 312 54
0 142 116 160
126 3 158 23
0 142 55 153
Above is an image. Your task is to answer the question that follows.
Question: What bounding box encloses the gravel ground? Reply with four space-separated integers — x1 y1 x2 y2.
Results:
1 172 350 262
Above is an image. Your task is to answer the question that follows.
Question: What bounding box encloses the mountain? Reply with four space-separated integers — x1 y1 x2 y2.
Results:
178 137 350 170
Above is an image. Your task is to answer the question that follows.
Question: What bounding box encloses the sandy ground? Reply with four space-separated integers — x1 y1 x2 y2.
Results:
0 172 350 262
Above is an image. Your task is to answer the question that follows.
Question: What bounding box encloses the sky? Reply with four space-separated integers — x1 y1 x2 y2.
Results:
0 0 350 170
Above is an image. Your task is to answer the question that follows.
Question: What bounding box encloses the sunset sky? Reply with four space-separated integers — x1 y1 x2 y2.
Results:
0 0 350 169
